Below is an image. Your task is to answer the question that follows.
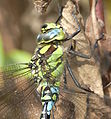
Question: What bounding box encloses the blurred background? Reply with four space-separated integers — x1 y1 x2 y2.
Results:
0 0 110 66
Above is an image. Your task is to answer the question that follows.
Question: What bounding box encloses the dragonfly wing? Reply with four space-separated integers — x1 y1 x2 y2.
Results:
0 63 41 119
58 87 111 119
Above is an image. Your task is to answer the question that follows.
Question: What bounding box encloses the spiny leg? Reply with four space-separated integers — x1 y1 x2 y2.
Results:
68 44 91 59
63 65 67 89
64 12 91 65
56 6 81 39
55 5 63 24
66 59 81 89
63 8 104 59
56 3 90 59
64 12 81 41
68 33 104 59
59 7 88 57
66 59 90 92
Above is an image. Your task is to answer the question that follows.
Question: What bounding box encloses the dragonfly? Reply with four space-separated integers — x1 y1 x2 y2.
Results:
0 8 111 119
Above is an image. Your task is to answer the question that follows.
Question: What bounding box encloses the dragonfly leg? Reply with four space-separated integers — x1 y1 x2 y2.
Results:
68 49 91 59
55 5 63 24
66 59 91 91
68 32 104 59
63 66 67 88
66 59 81 89
64 12 81 41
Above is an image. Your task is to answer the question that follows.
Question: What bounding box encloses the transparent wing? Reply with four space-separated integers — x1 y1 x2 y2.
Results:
0 63 41 119
58 87 111 119
50 65 111 119
1 61 111 119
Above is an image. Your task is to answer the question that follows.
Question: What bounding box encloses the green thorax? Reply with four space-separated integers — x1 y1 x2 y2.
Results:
35 44 64 82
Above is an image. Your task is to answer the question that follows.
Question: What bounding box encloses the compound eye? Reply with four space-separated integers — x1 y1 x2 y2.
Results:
41 24 47 29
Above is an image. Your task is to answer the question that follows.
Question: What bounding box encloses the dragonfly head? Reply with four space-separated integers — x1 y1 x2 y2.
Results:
37 23 65 44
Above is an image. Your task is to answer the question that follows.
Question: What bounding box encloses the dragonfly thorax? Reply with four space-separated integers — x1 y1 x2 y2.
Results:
30 43 64 118
31 44 64 82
